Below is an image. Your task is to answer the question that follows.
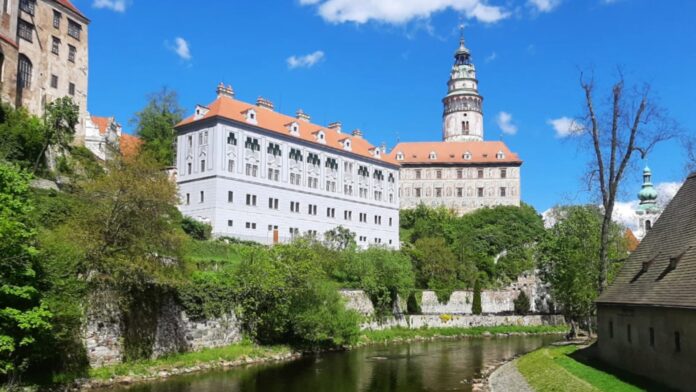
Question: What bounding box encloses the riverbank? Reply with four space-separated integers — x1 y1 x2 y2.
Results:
512 344 675 392
75 324 566 390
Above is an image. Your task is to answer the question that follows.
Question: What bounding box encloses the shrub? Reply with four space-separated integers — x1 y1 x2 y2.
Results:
472 279 482 315
181 216 212 240
406 291 422 314
514 291 531 315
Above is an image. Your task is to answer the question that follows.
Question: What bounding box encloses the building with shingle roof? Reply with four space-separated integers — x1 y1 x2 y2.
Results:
596 171 696 391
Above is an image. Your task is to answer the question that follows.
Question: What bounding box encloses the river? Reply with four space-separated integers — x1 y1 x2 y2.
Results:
108 335 558 392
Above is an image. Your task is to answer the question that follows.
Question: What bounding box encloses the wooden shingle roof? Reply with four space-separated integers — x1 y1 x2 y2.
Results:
597 172 694 309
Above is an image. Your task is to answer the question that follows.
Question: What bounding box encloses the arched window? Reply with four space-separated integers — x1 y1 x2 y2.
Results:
18 55 32 89
645 220 652 231
462 121 470 133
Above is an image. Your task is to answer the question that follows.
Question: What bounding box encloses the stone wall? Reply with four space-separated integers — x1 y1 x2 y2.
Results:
84 293 242 368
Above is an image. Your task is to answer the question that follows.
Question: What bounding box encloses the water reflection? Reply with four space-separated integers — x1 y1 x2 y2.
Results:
110 335 558 392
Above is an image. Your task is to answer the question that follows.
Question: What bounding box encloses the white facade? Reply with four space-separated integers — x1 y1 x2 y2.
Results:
176 100 400 249
442 37 484 142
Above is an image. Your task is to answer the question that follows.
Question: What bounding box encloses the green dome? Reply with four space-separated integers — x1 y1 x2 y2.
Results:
637 166 658 207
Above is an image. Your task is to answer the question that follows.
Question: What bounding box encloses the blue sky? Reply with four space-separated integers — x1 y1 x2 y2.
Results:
79 0 695 217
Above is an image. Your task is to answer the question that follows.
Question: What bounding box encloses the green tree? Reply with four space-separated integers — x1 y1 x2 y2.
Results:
181 216 212 241
0 104 44 169
0 163 52 379
132 88 185 167
410 237 458 301
514 291 531 315
323 226 356 251
539 205 627 334
34 97 79 173
472 278 482 315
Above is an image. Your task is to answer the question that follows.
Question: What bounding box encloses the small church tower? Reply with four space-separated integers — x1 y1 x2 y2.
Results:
635 166 661 240
442 28 484 142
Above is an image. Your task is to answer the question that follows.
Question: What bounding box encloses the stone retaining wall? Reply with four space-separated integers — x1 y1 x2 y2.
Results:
359 315 565 331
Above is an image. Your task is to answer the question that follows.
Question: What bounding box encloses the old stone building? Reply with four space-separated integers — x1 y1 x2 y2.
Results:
596 171 696 391
389 33 522 215
0 0 89 138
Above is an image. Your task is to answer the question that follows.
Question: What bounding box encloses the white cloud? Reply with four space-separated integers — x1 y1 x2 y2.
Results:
299 0 510 25
543 182 683 231
287 50 325 69
496 111 518 135
168 37 191 61
484 51 497 63
528 0 561 12
548 116 583 138
93 0 127 12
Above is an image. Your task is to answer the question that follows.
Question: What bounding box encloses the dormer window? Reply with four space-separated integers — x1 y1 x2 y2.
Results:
429 151 437 160
463 151 471 160
314 130 326 144
496 150 505 160
341 138 352 151
194 105 209 120
396 152 404 161
245 109 257 124
287 122 300 136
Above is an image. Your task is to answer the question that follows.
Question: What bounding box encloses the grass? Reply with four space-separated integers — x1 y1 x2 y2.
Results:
183 239 244 264
88 340 291 380
516 345 673 392
360 324 567 344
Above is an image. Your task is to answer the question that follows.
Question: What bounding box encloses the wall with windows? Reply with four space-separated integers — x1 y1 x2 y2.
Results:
597 304 696 391
176 119 400 248
398 164 521 214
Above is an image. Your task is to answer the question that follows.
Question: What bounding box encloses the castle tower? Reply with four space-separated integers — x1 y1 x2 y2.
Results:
635 166 661 240
442 29 484 142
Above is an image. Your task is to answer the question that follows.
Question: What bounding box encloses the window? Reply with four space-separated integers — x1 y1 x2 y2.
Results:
51 37 60 55
68 82 75 96
289 227 299 237
500 187 506 197
227 159 235 172
344 210 352 221
462 121 469 132
477 187 484 197
227 132 237 145
374 191 382 201
19 0 34 15
68 45 76 63
415 170 421 179
227 220 233 227
246 194 257 206
18 20 33 42
290 173 302 186
500 168 507 179
457 187 463 197
199 191 205 203
50 74 58 89
268 225 278 231
245 137 260 151
17 55 32 89
374 215 382 225
187 135 193 149
646 220 652 231
308 176 319 189
627 324 632 343
344 184 353 196
457 169 463 179
609 321 613 339
200 160 206 172
326 180 336 192
68 19 81 40
228 191 234 203
185 193 190 205
415 188 421 197
308 204 317 215
477 169 484 179
649 328 655 347
326 207 335 218
389 217 393 226
359 213 367 223
429 152 437 160
187 162 192 175
245 222 256 230
267 142 281 157
245 163 258 177
268 198 279 210
435 188 442 197
675 331 681 352
53 10 62 28
268 168 280 181
436 170 442 179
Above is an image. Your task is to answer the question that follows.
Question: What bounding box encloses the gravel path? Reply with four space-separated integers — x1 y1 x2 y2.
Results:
488 360 533 392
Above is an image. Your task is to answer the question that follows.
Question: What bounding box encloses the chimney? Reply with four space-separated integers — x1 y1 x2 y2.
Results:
296 109 310 122
328 121 342 133
256 96 274 111
216 82 234 98
351 128 363 138
380 142 387 153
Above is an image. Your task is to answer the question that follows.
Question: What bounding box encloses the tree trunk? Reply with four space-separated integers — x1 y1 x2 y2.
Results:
33 141 49 174
598 207 613 293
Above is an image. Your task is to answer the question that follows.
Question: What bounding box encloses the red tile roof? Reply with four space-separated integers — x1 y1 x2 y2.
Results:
120 133 142 159
54 0 88 20
388 141 522 165
90 116 112 135
176 95 397 166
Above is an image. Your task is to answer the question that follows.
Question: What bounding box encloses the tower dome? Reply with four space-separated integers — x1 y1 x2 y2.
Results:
637 166 659 209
